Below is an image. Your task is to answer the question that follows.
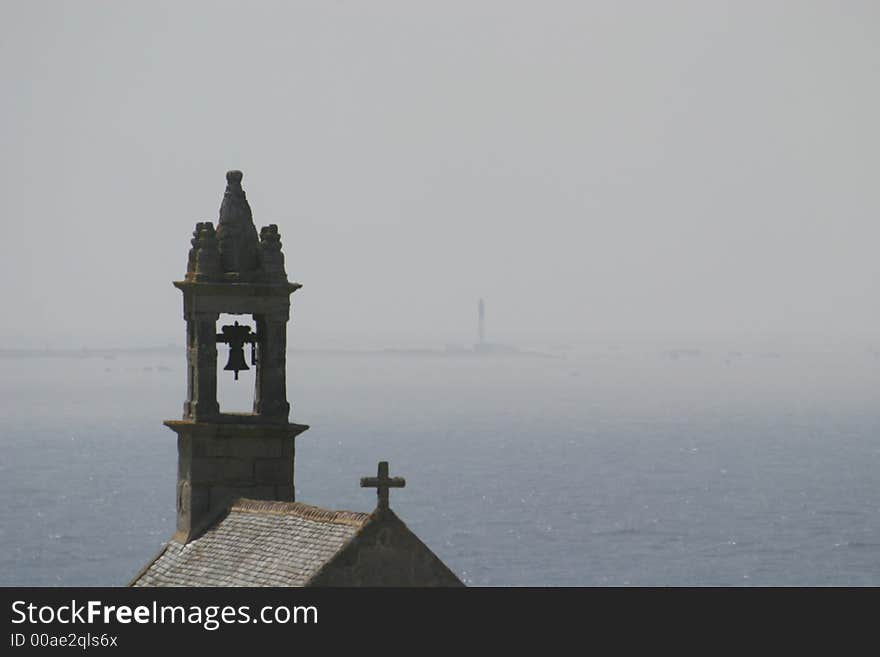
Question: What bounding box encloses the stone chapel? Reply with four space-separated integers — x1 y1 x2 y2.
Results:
130 171 463 587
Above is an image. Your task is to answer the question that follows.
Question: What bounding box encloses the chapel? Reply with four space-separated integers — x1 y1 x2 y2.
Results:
130 171 463 587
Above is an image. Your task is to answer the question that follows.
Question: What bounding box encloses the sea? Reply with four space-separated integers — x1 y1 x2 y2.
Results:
1 335 878 586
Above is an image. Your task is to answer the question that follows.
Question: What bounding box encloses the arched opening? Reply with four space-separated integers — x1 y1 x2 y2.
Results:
216 312 257 413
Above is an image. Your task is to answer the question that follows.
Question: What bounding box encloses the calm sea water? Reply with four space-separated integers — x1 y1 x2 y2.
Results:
1 337 878 586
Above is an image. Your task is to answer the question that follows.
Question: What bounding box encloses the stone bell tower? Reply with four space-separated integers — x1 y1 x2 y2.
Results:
166 170 308 542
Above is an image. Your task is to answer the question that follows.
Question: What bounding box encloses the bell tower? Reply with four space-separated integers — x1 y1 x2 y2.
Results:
165 170 308 542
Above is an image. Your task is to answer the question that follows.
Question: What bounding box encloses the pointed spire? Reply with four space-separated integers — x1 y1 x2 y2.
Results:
215 170 261 280
180 170 292 284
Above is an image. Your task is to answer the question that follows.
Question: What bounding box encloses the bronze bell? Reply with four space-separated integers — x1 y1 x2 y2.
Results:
224 343 249 379
217 321 254 381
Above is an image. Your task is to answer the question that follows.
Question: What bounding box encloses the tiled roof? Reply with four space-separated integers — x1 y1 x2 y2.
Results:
132 499 372 587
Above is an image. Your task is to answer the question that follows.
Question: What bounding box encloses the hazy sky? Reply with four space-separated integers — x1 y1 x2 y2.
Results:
2 1 878 346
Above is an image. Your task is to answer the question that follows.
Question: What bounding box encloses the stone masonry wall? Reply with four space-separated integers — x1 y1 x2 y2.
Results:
307 511 464 587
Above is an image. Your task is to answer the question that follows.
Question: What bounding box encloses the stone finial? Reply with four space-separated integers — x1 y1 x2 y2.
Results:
216 170 260 280
186 224 201 277
259 224 287 282
192 222 222 282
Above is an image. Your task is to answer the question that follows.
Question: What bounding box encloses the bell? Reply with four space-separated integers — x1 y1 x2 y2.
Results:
218 321 253 381
223 343 249 380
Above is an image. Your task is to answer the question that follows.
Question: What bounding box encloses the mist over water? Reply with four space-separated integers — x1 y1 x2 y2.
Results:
2 335 877 586
2 2 880 347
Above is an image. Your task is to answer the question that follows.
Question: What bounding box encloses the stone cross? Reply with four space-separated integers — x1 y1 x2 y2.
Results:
360 461 406 512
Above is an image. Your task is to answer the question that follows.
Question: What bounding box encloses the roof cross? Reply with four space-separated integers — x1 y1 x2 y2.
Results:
360 461 406 512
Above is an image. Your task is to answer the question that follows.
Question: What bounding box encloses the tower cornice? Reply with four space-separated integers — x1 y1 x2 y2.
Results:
172 280 302 297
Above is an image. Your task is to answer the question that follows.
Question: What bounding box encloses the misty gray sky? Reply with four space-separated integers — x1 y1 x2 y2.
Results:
2 1 878 346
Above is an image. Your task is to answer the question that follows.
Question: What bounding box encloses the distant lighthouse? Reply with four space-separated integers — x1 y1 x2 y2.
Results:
474 298 518 355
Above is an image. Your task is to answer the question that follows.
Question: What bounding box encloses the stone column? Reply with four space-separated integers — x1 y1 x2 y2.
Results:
184 311 220 421
253 310 290 422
